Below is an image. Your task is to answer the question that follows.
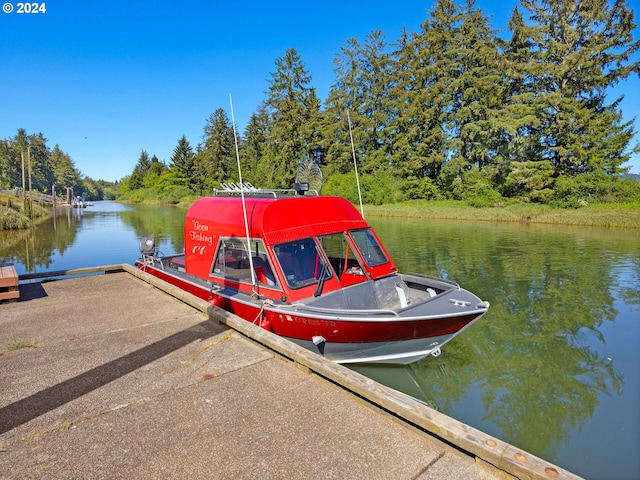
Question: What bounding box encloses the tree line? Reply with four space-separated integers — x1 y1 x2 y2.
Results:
4 0 639 208
0 128 117 201
122 0 639 207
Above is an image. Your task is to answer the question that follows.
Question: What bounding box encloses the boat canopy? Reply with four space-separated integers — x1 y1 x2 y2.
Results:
183 195 391 285
187 196 366 241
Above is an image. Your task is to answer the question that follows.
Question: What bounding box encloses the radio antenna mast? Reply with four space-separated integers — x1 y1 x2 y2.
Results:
229 94 257 290
347 111 364 219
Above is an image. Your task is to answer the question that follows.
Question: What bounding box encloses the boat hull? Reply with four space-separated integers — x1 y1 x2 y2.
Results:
135 259 487 364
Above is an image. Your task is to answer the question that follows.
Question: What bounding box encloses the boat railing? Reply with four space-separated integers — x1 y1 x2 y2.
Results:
404 272 461 290
214 182 319 198
281 303 401 317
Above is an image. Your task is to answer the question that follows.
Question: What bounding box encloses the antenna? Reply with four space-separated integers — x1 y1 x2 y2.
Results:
229 94 257 290
347 111 365 219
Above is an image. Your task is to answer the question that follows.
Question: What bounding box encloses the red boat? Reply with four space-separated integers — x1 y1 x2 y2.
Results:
136 185 489 364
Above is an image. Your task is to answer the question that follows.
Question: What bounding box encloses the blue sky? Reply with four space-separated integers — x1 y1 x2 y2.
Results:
1 0 639 182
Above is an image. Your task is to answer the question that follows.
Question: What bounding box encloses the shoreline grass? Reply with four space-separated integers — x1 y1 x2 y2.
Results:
362 200 640 229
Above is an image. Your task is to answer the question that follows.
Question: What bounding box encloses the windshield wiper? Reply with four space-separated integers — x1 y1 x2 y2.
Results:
314 261 330 297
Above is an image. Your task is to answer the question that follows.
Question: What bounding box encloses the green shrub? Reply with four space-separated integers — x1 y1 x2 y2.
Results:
554 171 640 206
400 177 440 201
323 171 399 205
0 205 31 229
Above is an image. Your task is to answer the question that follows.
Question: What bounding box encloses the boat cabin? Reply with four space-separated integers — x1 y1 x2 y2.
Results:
182 194 398 303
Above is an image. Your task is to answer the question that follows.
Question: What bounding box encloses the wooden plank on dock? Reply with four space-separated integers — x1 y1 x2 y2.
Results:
0 264 19 301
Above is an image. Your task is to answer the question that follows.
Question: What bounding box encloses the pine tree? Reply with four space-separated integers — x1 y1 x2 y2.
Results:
0 137 21 189
169 135 195 188
499 8 544 164
389 0 462 198
322 37 363 175
440 0 506 201
449 0 503 170
323 30 393 173
263 48 321 188
143 155 166 188
517 0 640 176
50 145 82 193
357 30 393 174
193 108 236 193
129 150 151 190
242 103 270 187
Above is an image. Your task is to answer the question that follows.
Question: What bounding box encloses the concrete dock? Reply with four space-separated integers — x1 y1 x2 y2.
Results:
0 266 581 479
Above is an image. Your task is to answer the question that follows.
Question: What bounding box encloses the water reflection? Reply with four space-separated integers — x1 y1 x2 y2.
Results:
355 218 639 478
119 204 186 255
0 202 186 275
0 207 82 274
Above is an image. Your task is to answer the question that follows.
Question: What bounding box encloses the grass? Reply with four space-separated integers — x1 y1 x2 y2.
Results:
362 200 640 228
0 192 52 230
0 205 32 229
6 340 39 351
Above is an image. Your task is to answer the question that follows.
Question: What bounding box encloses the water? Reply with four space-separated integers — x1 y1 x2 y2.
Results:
1 201 638 479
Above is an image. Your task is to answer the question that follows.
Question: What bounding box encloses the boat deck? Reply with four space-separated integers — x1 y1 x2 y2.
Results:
0 267 581 479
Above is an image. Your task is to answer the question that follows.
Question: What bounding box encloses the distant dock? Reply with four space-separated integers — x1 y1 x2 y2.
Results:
0 265 582 479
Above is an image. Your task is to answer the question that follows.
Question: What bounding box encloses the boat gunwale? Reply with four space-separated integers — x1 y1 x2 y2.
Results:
136 258 489 324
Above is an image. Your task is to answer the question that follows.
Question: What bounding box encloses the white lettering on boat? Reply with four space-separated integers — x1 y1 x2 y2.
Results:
189 230 213 246
192 245 206 255
192 220 209 231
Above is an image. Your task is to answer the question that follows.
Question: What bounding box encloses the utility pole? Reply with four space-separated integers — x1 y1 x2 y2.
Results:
27 145 33 217
21 150 26 212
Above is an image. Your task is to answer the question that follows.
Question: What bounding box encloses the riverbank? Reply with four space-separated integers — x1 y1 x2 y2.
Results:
362 200 640 228
0 193 51 230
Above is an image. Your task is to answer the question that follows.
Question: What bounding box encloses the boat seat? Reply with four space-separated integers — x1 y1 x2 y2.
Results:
252 256 276 286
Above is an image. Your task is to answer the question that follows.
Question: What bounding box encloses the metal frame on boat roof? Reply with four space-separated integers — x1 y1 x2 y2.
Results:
214 182 319 198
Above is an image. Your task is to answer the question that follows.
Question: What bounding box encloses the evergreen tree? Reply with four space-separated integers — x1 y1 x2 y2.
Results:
193 108 235 193
263 48 321 188
129 150 151 190
143 155 166 188
440 1 505 200
25 132 54 192
242 103 270 186
323 30 393 176
169 135 195 188
389 0 462 198
498 8 544 174
516 0 640 176
449 0 503 170
356 30 393 174
0 137 21 189
322 37 363 175
50 145 82 193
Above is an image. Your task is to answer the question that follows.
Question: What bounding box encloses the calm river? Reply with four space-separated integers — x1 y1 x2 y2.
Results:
1 201 638 480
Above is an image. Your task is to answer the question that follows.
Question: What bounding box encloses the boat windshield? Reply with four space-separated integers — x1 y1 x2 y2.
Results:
274 238 331 289
349 228 388 267
317 232 367 286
